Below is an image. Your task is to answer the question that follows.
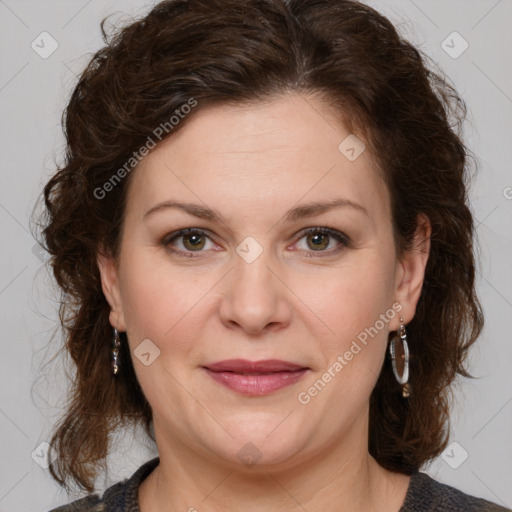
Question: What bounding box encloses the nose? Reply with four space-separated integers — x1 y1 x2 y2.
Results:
218 245 292 336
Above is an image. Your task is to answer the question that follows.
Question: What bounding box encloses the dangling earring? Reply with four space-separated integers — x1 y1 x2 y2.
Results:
389 317 411 397
112 328 121 376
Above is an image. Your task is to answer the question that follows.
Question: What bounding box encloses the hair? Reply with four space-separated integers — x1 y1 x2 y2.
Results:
37 0 483 494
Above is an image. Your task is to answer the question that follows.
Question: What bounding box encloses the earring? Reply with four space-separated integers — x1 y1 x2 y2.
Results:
389 317 411 397
112 328 121 376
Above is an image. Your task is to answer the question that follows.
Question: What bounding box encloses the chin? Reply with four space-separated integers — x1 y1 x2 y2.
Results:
204 421 312 472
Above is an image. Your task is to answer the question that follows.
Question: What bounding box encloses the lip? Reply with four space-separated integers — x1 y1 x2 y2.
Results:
203 359 309 396
205 359 306 373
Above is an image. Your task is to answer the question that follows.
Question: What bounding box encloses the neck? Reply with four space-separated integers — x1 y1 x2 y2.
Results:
138 413 410 512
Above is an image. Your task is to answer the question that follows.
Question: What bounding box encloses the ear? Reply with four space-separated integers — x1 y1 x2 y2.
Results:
391 213 431 330
97 249 126 332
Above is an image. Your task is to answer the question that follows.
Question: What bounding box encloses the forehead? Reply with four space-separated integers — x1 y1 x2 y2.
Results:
153 94 360 160
126 93 390 229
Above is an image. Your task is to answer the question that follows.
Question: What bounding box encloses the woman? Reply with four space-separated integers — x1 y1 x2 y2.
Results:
39 0 510 510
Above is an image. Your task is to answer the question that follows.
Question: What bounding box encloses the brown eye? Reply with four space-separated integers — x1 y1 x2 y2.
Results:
163 228 215 257
306 232 329 251
295 227 350 256
182 232 206 251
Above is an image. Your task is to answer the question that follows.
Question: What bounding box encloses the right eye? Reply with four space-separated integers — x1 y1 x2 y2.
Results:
163 228 217 258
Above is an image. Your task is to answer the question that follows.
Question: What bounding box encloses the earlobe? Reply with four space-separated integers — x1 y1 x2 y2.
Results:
393 214 431 327
97 250 126 331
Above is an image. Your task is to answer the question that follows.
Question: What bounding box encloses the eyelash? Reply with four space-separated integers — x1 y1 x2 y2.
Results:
161 227 351 259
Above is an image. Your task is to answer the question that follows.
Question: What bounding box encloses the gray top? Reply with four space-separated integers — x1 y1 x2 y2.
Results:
48 457 511 511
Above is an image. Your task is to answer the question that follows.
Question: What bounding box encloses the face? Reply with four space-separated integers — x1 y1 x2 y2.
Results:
98 93 430 472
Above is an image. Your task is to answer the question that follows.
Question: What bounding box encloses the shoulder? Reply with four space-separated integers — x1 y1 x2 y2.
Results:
47 494 104 512
401 471 511 512
47 457 160 512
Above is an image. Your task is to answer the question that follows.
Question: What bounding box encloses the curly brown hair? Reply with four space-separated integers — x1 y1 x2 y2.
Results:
37 0 483 493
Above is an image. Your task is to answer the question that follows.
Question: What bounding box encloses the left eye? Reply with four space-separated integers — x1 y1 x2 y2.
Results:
294 227 349 254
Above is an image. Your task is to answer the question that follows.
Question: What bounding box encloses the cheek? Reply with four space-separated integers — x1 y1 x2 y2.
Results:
294 256 395 346
298 264 395 412
117 251 224 371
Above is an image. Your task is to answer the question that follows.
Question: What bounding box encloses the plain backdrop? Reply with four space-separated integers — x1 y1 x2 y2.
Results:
0 0 511 510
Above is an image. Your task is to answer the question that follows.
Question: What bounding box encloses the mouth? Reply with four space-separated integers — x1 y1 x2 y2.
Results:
202 359 309 396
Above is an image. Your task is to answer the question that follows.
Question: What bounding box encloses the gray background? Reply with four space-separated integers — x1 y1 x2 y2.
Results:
0 0 511 510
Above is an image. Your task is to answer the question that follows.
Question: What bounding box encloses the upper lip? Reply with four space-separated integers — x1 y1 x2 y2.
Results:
204 359 307 373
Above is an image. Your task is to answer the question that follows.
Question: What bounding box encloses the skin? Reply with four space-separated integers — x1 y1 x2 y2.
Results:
98 93 431 512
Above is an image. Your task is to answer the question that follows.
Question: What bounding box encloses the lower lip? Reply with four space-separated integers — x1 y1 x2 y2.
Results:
203 368 308 396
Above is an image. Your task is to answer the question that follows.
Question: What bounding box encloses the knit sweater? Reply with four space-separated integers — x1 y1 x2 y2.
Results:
48 457 511 512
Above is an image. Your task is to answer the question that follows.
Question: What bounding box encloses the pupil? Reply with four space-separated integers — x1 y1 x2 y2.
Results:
185 233 204 249
309 233 327 250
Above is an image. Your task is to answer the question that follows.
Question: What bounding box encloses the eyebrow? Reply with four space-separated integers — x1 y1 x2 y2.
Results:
143 198 368 223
